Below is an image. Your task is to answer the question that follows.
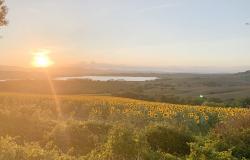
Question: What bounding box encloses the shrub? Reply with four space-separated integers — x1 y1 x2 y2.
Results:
188 138 237 160
216 129 250 159
47 120 102 155
240 97 250 108
0 136 74 160
190 116 250 160
214 115 250 135
213 116 250 158
105 125 139 159
84 125 141 160
145 125 194 155
85 125 183 160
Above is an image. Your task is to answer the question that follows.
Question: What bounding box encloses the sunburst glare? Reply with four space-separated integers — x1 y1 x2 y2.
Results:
32 50 54 68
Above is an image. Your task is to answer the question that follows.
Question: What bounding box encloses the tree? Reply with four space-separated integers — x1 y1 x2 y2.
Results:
241 97 250 108
0 0 7 27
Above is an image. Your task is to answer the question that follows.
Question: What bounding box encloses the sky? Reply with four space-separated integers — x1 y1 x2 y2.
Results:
0 0 250 69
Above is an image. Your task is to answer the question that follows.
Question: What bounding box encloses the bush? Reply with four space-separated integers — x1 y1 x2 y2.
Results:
213 116 250 158
216 129 250 159
145 125 194 156
84 125 141 160
188 138 237 160
0 107 54 143
104 125 140 160
85 125 182 160
190 116 250 160
0 136 74 160
240 97 250 108
47 120 110 156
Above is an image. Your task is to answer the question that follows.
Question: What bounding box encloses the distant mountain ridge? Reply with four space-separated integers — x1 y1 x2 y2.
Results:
0 65 43 79
236 70 250 75
0 64 250 79
242 70 250 74
73 62 250 74
235 70 250 81
0 65 27 71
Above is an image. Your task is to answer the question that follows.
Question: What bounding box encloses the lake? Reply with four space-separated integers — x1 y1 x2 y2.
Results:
55 76 158 82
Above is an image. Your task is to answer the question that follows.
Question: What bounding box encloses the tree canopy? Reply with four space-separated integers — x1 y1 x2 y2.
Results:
0 0 7 26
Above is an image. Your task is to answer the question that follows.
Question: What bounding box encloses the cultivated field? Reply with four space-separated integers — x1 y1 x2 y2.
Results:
0 93 249 159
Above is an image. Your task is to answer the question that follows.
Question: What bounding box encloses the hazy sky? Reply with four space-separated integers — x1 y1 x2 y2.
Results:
1 0 250 68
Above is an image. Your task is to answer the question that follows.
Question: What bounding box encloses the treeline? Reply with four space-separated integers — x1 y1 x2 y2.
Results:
115 91 250 108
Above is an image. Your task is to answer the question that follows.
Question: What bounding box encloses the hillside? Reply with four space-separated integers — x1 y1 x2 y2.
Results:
236 70 250 75
235 70 250 80
0 93 249 159
1 71 250 107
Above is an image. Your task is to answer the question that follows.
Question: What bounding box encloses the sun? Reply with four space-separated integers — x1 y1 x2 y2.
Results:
32 50 54 68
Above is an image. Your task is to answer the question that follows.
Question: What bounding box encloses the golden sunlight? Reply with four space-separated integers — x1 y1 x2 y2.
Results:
32 50 54 68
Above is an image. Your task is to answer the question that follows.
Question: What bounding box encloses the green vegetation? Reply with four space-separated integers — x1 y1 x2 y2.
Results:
0 93 249 159
1 71 250 107
0 0 7 27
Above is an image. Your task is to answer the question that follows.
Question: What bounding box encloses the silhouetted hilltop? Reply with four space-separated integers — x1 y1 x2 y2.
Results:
0 65 26 71
236 70 250 75
235 70 250 81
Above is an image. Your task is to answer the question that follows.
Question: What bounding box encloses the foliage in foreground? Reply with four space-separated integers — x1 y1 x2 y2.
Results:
0 93 249 159
0 136 75 160
0 0 7 26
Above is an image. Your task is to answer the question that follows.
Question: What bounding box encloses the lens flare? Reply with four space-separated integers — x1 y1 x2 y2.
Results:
32 50 53 68
31 50 62 118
